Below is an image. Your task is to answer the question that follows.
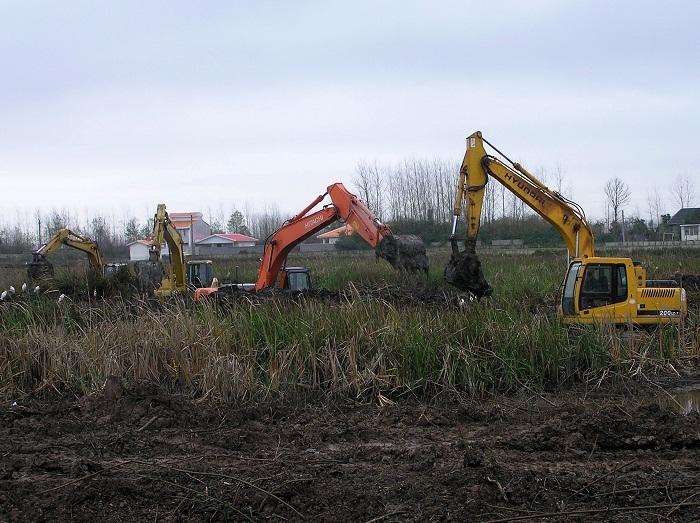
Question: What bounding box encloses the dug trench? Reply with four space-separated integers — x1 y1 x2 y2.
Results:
3 374 700 522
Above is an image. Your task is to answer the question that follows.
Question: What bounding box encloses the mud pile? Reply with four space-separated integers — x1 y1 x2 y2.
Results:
674 273 700 291
444 241 492 298
376 234 429 273
133 260 164 296
26 254 53 280
216 285 474 310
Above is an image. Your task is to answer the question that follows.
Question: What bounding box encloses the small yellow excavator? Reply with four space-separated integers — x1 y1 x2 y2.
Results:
139 204 215 297
27 228 125 280
447 131 687 325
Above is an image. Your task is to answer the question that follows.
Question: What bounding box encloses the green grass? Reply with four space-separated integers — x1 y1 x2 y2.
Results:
0 249 698 402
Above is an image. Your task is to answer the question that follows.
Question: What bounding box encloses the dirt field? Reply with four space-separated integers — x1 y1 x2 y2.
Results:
2 376 700 522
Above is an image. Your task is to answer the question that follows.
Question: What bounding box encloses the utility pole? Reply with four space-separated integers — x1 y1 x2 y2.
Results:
621 209 626 243
190 213 194 255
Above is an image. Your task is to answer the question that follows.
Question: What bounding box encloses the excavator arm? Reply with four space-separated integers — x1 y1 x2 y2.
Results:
452 131 594 259
148 204 187 293
446 131 595 297
193 182 428 301
28 228 104 279
447 131 687 326
256 183 392 291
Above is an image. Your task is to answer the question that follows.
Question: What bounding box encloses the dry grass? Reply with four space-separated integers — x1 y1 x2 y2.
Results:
0 250 698 402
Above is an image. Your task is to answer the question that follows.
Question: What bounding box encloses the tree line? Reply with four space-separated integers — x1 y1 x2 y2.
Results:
0 163 695 254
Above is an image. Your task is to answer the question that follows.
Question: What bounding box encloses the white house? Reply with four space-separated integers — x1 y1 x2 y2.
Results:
317 224 354 245
197 233 257 248
669 208 700 242
195 233 258 255
127 240 160 261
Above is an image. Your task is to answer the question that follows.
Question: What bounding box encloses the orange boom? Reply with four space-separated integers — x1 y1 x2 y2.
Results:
195 182 428 301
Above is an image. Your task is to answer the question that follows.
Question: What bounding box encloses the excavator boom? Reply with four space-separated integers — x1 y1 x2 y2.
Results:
256 182 420 291
139 204 188 296
28 228 104 279
447 131 687 325
453 132 594 259
194 182 428 301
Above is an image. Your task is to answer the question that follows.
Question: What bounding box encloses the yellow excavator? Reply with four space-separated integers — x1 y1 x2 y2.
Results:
139 204 216 296
447 131 687 326
27 228 125 280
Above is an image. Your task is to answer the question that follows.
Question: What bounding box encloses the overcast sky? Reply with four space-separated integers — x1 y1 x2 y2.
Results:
1 0 698 226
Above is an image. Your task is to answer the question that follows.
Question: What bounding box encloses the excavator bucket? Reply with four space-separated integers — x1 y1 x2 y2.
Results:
444 240 492 298
27 254 54 280
376 234 429 273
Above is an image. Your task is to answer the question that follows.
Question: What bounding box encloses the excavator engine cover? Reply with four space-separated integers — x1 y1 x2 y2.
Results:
444 242 492 298
376 234 429 273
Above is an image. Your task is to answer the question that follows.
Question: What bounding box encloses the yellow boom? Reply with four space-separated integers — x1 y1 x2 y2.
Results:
448 131 687 325
28 228 104 279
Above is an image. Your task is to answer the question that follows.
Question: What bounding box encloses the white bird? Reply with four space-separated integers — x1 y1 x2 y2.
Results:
33 285 40 294
8 286 15 295
0 291 7 301
58 293 66 303
21 283 27 292
93 289 97 298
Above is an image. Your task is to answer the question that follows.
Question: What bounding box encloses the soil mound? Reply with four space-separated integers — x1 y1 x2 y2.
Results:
376 234 429 273
674 273 700 291
444 248 492 298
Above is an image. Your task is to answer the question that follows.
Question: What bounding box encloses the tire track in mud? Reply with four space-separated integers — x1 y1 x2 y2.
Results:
2 383 700 522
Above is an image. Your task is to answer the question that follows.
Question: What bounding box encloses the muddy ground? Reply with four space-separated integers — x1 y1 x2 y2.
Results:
2 377 700 522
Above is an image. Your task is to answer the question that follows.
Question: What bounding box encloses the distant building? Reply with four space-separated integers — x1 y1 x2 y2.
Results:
669 208 700 242
196 233 258 255
127 239 156 261
167 212 211 255
317 224 354 245
129 210 211 261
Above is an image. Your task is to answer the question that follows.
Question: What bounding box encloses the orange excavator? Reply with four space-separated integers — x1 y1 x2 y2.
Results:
194 182 428 301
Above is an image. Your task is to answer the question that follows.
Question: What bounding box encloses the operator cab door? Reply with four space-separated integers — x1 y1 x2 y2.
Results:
561 261 582 317
577 263 629 321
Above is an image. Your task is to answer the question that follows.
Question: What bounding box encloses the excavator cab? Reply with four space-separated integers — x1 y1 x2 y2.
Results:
187 260 214 289
561 258 687 325
279 267 311 291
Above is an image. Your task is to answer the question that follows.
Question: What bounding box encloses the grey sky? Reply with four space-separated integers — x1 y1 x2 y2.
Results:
1 0 698 225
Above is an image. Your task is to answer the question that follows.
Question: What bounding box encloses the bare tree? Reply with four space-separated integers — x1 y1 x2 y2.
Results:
604 177 631 223
354 161 385 219
670 174 696 209
646 188 664 233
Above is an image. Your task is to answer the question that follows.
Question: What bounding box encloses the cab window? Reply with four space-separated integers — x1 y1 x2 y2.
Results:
615 265 627 300
286 271 310 291
579 263 628 310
